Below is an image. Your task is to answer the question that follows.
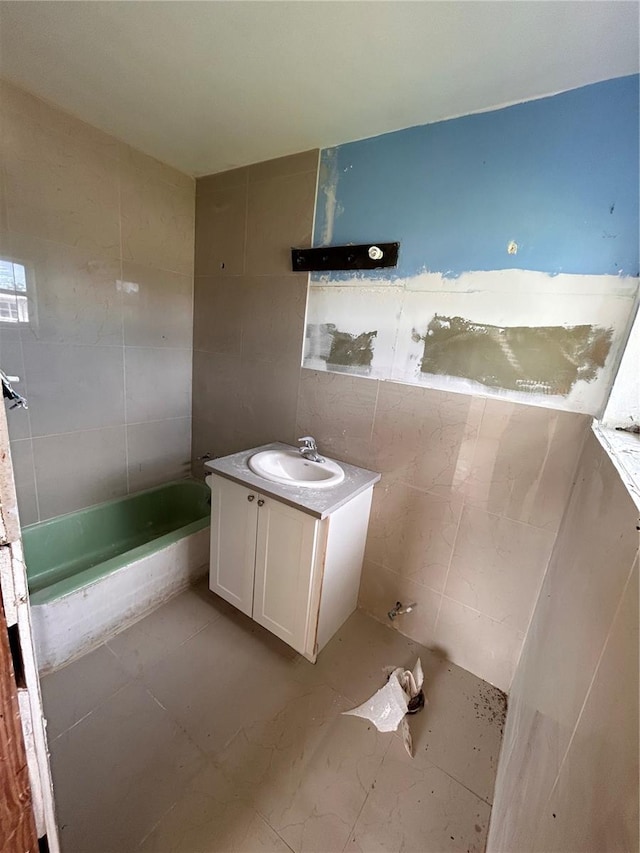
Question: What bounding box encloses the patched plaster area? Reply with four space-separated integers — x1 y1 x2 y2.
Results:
304 270 639 415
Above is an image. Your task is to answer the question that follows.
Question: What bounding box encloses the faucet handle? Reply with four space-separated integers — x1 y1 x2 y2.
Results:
297 436 316 450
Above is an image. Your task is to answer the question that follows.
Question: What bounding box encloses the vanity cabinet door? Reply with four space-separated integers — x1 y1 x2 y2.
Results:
252 496 319 655
208 475 258 617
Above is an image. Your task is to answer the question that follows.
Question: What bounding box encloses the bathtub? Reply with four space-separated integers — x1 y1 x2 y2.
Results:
24 479 211 673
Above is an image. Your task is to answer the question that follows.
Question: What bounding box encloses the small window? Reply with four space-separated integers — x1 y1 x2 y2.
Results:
0 260 30 324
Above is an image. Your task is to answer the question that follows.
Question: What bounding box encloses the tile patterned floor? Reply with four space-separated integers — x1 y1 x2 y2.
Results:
41 581 507 853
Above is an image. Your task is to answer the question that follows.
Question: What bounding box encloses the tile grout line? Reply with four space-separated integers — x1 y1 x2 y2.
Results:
433 396 486 633
534 553 638 835
339 733 397 852
46 678 133 744
369 378 381 445
432 502 464 635
503 421 592 688
17 346 41 524
117 157 130 495
362 558 525 643
26 414 191 443
136 800 180 849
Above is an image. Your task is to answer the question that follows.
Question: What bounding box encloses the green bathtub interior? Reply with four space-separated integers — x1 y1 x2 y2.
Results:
24 479 210 606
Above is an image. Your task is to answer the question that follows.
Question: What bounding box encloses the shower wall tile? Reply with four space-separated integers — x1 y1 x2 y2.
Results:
365 481 462 594
434 596 524 692
119 143 194 192
358 559 440 648
0 165 8 233
125 347 192 423
354 383 589 689
191 350 244 461
0 231 123 346
235 358 300 450
464 400 589 532
248 149 319 183
1 82 120 258
532 560 638 853
370 382 484 496
192 277 243 356
190 416 226 480
240 275 307 365
192 152 318 481
190 416 240 478
0 327 31 441
127 418 192 492
23 341 125 436
192 350 240 422
33 426 128 520
0 78 120 164
444 507 555 633
196 166 248 194
191 147 594 695
9 439 38 526
0 80 195 521
245 168 317 275
497 432 638 775
488 433 639 852
120 162 195 276
195 182 247 276
122 261 193 349
295 368 378 468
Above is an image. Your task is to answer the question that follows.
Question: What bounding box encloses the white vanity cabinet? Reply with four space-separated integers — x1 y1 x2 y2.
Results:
206 472 375 662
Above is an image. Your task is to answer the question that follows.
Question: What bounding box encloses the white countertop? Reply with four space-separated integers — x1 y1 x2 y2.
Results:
205 442 381 519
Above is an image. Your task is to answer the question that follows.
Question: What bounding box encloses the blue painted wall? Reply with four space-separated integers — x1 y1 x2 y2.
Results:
314 75 639 280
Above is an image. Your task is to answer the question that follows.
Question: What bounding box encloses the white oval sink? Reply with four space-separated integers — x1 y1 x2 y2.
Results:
248 448 345 489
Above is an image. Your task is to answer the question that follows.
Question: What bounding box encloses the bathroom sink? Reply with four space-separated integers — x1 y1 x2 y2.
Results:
248 448 345 489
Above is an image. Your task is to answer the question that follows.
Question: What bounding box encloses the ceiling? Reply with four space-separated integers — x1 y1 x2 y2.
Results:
0 1 638 177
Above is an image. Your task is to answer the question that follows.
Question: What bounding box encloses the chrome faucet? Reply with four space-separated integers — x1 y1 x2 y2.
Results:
297 436 325 463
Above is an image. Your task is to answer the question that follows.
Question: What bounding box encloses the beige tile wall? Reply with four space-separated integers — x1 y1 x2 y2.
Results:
192 150 591 691
297 370 588 690
487 431 639 851
0 80 195 522
191 150 318 471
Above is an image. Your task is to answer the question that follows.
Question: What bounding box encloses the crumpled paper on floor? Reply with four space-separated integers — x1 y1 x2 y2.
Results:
343 658 424 756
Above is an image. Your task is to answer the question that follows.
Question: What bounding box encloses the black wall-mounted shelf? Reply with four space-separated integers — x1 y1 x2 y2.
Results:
291 242 399 272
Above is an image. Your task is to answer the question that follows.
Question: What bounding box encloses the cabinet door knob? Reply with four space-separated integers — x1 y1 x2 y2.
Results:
257 499 265 507
247 494 255 502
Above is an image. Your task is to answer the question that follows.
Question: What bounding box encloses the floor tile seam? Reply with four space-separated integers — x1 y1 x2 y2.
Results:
106 609 221 678
386 720 498 807
305 664 396 711
339 735 396 851
139 679 216 767
136 797 181 849
408 750 496 808
214 679 354 758
47 678 134 744
385 744 495 810
251 805 297 853
133 751 238 849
